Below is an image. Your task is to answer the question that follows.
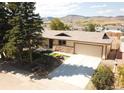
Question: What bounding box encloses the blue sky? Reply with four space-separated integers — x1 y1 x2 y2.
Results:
35 0 124 17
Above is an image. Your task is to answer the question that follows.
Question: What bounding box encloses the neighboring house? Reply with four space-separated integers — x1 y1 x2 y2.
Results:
42 30 112 59
70 26 85 31
95 26 104 32
120 36 124 52
104 25 124 31
105 31 122 50
103 29 122 33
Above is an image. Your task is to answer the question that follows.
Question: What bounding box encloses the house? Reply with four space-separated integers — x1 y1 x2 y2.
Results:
103 29 122 33
105 31 122 50
104 25 124 31
42 30 113 59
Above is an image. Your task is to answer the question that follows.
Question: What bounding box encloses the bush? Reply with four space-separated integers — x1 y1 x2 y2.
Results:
50 18 70 30
118 65 124 87
92 64 114 90
85 23 96 32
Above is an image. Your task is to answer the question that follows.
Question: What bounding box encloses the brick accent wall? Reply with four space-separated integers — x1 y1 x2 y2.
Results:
53 45 74 54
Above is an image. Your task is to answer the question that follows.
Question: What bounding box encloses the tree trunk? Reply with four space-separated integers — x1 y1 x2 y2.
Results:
28 39 32 63
17 46 23 63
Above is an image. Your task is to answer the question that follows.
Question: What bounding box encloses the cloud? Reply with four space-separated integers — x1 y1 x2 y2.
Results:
97 9 113 14
35 0 83 17
120 8 124 12
90 4 107 8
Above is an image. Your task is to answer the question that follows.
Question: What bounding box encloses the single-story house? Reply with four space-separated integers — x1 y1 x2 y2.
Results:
42 30 113 59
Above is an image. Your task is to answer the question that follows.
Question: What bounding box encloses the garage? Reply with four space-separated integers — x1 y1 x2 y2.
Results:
75 43 102 58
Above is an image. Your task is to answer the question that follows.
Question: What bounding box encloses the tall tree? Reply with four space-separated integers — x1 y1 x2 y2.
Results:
21 2 43 63
85 23 96 32
50 18 70 30
3 3 23 59
0 2 11 58
3 2 43 62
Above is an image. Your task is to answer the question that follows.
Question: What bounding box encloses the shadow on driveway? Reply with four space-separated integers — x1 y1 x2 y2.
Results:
48 64 95 79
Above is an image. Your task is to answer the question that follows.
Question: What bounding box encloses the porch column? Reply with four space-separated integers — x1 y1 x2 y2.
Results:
102 45 106 60
73 42 76 54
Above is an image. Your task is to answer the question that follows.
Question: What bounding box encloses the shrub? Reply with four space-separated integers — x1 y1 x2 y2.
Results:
118 65 124 87
92 64 114 90
50 18 70 30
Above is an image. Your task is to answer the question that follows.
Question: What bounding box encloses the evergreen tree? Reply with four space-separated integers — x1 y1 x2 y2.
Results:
3 2 43 62
0 2 11 58
21 2 43 63
3 2 23 59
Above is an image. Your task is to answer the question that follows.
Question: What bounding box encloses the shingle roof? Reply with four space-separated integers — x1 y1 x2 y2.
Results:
42 30 112 44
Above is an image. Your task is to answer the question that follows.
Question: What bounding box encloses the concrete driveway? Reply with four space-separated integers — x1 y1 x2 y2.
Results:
48 54 101 89
0 53 101 90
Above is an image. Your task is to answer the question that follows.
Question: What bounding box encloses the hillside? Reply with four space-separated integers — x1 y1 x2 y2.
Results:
42 15 124 26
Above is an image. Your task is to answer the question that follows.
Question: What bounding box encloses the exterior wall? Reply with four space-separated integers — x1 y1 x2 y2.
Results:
53 45 74 53
42 38 49 48
66 41 74 47
75 43 102 58
111 37 120 49
53 40 74 47
43 38 111 59
102 45 111 59
52 40 74 53
53 39 59 45
106 45 111 56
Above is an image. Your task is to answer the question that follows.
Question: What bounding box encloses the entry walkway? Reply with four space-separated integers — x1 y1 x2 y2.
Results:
48 54 101 89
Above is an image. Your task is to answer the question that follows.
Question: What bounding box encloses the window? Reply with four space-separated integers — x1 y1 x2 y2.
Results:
59 40 66 45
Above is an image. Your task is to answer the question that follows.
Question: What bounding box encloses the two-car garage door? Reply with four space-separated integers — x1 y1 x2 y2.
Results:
75 43 102 58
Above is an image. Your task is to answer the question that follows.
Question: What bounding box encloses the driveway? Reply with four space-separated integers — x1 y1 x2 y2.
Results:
0 53 101 90
48 54 101 89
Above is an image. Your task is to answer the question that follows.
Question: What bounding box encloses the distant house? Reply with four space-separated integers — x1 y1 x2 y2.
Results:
120 36 124 52
70 26 85 31
103 29 122 33
95 26 104 32
104 25 124 31
42 30 112 59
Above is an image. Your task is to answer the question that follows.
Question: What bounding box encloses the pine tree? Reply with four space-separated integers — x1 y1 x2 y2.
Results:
20 2 43 63
0 2 11 58
4 2 43 62
3 3 23 59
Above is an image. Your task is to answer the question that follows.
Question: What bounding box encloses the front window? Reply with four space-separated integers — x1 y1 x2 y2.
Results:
59 40 66 45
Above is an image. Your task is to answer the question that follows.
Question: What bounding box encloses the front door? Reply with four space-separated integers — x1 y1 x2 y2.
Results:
49 39 53 48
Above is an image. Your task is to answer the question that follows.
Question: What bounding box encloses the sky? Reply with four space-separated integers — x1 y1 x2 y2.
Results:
35 0 124 17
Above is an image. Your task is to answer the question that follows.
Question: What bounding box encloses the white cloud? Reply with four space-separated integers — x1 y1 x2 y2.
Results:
90 4 107 8
120 8 124 12
97 9 113 14
35 0 83 17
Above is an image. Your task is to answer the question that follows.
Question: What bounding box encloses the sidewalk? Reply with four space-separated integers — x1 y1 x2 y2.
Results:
0 70 82 90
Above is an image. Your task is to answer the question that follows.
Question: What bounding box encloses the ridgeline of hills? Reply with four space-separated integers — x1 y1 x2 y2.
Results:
42 15 124 26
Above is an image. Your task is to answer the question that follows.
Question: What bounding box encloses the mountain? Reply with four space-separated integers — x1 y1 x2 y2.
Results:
42 15 124 26
42 17 54 22
61 15 88 22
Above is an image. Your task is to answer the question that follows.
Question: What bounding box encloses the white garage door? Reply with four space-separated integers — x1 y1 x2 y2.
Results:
75 43 102 58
